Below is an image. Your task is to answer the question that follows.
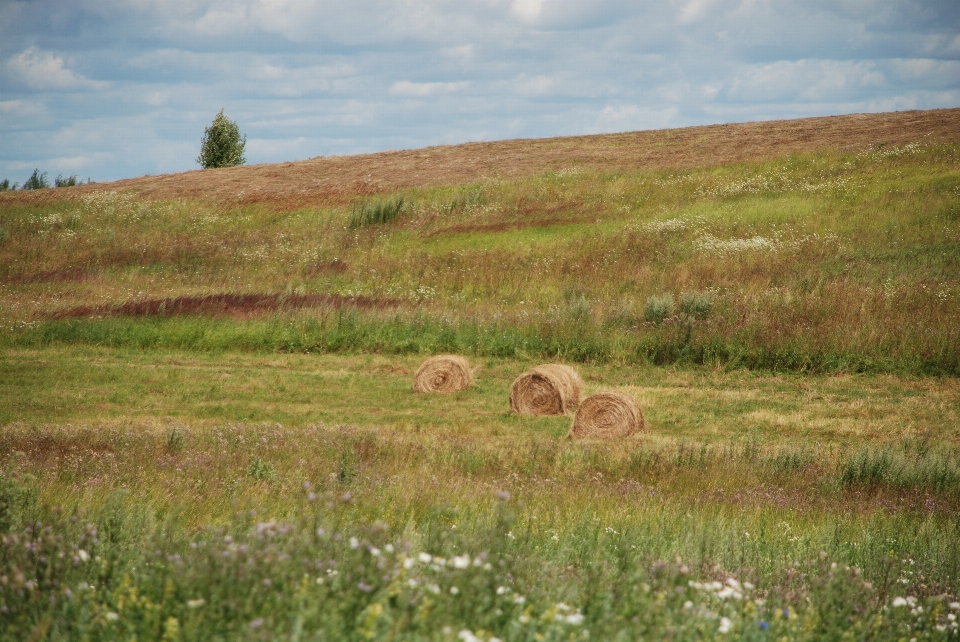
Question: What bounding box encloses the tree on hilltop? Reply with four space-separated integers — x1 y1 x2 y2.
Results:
197 109 247 169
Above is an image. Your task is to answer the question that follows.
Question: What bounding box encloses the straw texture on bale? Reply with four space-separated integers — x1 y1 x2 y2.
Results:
413 355 474 393
568 391 644 439
510 364 582 415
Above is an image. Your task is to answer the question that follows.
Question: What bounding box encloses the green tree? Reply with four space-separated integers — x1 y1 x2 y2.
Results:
197 109 247 169
21 169 49 190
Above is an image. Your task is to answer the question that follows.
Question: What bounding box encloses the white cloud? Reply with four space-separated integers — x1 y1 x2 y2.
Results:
726 60 886 102
513 74 560 96
5 47 108 91
389 81 471 97
676 0 725 25
511 0 545 22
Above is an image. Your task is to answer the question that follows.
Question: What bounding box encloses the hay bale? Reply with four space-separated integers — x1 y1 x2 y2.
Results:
568 391 644 439
413 355 473 393
510 364 582 415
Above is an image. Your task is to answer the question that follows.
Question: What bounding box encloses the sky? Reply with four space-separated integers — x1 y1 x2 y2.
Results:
1 0 959 183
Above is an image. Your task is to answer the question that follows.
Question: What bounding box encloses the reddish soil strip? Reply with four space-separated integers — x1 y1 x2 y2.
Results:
4 108 959 211
51 292 401 320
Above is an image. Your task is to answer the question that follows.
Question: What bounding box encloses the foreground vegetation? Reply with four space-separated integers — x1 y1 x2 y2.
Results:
2 349 960 640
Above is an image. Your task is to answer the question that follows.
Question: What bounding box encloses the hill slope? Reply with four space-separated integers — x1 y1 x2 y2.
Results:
1 108 959 374
3 108 960 209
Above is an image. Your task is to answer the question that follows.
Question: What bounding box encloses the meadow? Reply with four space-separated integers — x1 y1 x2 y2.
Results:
1 110 960 640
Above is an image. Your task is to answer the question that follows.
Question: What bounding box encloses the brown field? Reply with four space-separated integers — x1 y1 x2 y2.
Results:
3 108 960 209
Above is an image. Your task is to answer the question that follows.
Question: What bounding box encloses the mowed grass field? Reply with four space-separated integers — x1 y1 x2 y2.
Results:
2 110 960 640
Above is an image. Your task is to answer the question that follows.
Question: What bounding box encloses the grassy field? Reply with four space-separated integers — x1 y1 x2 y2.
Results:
2 110 960 640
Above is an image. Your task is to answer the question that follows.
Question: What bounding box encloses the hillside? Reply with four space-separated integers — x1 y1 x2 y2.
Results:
3 108 960 209
1 108 959 374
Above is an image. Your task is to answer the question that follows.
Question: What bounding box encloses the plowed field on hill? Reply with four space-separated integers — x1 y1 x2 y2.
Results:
3 108 960 210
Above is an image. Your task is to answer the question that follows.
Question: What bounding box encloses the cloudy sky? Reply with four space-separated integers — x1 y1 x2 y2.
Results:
1 0 959 183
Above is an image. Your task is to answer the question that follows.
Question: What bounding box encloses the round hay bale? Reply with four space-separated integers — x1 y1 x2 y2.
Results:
568 391 644 439
510 364 582 415
413 355 473 393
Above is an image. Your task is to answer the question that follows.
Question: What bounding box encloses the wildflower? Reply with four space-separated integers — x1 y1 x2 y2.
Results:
495 490 511 501
683 601 693 609
452 555 471 569
105 612 119 621
418 552 432 564
357 582 373 592
403 558 415 570
565 613 585 625
369 547 381 557
514 595 526 604
458 630 480 642
385 544 394 553
758 621 769 630
249 618 264 629
951 602 960 610
187 599 205 608
77 549 89 562
497 586 510 595
349 537 360 549
450 586 460 595
718 617 732 633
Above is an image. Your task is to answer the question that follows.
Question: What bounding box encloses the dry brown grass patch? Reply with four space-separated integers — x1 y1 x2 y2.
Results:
3 109 957 209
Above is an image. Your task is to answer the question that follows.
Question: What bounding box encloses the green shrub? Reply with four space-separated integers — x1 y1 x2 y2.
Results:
679 289 715 320
21 168 49 190
55 174 78 187
246 456 277 481
197 109 247 169
166 426 186 453
644 293 675 325
0 179 16 191
349 195 406 228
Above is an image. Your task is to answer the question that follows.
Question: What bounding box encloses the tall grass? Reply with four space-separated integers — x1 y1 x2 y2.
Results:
349 195 406 228
2 424 960 640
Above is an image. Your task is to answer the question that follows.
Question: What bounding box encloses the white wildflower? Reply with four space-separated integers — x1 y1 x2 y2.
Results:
718 617 732 633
